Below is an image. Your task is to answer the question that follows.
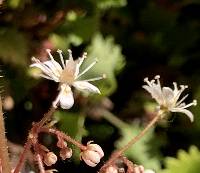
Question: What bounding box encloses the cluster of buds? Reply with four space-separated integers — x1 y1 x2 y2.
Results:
101 157 155 173
56 136 72 160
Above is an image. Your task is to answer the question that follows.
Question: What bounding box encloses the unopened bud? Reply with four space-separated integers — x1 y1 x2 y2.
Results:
43 152 57 166
80 141 104 167
57 138 67 148
144 169 155 173
60 148 73 160
105 166 118 173
45 169 58 173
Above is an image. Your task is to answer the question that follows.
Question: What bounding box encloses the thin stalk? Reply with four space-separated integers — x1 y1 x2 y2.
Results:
14 106 56 173
0 97 11 173
37 106 56 127
35 153 45 173
40 128 87 151
13 140 32 173
101 110 127 129
101 113 161 170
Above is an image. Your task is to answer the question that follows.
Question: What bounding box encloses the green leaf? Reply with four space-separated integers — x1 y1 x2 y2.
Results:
96 0 127 9
115 123 161 171
159 146 200 173
54 111 87 161
54 111 87 140
82 33 125 96
0 28 28 66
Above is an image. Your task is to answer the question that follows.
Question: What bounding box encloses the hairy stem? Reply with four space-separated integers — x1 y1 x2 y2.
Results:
40 128 87 151
0 97 11 173
37 106 56 127
101 112 161 170
14 106 56 173
35 153 45 173
13 140 32 173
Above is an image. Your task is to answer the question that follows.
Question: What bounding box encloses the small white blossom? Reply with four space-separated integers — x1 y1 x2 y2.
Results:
31 49 105 109
143 75 197 122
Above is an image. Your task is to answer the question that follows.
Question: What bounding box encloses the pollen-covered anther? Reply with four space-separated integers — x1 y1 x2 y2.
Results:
80 141 104 167
43 152 58 166
155 75 160 79
193 100 197 106
102 73 107 79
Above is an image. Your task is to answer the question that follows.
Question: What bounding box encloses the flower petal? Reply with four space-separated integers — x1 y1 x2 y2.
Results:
73 81 100 94
162 87 175 107
44 60 63 77
171 108 194 122
59 84 74 109
30 62 59 82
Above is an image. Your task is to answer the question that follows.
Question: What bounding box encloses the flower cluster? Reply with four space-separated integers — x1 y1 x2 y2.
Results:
31 49 105 109
29 49 105 169
143 75 197 121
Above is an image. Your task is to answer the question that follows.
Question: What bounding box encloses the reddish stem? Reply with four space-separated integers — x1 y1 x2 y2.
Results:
100 114 161 171
40 127 87 151
13 140 32 173
35 153 45 173
14 106 56 173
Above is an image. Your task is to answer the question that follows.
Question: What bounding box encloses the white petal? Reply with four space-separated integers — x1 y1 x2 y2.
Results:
143 85 163 105
30 63 59 82
59 85 74 109
73 81 100 94
162 87 175 107
44 60 63 77
171 108 194 122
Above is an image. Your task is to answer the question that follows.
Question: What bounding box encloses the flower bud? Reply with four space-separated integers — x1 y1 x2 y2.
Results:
43 152 57 166
105 166 118 173
80 141 104 167
144 169 155 173
60 148 73 160
45 169 58 173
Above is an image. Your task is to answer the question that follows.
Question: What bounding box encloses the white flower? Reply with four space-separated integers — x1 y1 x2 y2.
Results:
31 49 105 109
143 75 197 122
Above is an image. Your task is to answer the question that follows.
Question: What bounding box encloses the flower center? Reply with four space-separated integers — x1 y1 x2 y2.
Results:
59 64 76 85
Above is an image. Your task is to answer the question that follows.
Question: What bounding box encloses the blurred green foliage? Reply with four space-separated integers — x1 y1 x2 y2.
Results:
160 146 200 173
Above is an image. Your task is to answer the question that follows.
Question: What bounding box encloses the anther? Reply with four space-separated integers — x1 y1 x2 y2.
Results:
155 75 160 79
102 74 106 79
193 100 197 106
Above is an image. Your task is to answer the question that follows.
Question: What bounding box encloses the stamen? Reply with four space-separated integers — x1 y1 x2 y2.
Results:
76 59 98 79
46 49 55 61
155 75 160 79
144 77 148 82
193 99 197 106
67 49 73 60
180 100 197 109
31 57 56 78
31 57 39 63
39 74 55 81
77 52 87 68
82 74 106 82
57 49 65 69
176 94 188 107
